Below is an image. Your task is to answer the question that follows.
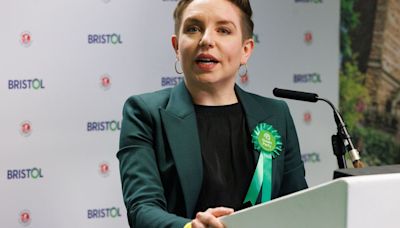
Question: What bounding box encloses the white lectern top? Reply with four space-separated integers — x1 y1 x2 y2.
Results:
221 173 400 228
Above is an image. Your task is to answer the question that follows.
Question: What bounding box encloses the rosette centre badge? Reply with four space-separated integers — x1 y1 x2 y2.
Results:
259 130 275 153
252 123 281 158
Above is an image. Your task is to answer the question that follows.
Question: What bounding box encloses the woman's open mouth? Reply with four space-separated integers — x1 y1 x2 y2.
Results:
195 54 220 71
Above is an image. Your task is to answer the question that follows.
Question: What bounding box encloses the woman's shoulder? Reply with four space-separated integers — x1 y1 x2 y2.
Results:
124 87 173 111
239 87 288 110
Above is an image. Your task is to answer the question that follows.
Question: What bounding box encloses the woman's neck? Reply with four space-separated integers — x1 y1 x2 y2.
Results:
184 80 238 106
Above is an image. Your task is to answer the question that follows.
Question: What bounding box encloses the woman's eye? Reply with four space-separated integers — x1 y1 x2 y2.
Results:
186 26 200 33
218 27 231 34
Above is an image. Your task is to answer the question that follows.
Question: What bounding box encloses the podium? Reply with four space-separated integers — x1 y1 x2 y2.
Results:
220 173 400 228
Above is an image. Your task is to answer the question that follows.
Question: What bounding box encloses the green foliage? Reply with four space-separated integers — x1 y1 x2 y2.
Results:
353 127 400 165
341 0 360 30
339 59 369 132
340 0 360 61
340 0 365 131
340 0 400 166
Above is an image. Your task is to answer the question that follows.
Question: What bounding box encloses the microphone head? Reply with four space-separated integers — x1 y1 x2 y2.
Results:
273 88 319 102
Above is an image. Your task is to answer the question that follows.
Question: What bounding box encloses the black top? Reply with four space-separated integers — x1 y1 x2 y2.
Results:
193 103 256 213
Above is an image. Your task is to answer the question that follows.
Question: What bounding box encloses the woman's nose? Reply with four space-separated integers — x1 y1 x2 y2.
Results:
199 29 215 48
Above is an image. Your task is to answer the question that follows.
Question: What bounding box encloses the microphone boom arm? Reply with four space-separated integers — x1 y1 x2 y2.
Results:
317 98 361 168
273 88 363 168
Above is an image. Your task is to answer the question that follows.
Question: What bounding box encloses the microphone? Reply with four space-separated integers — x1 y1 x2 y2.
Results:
273 88 363 169
273 88 318 103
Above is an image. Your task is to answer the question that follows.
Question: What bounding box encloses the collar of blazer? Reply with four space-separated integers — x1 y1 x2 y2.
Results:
159 82 276 218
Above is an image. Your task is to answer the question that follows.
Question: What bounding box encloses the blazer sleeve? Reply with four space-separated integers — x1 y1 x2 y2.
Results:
278 101 308 196
117 96 190 228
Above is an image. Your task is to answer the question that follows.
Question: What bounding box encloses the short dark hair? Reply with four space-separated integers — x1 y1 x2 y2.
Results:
173 0 254 40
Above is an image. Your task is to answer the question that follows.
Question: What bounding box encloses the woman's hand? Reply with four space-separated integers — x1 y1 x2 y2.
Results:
191 207 234 228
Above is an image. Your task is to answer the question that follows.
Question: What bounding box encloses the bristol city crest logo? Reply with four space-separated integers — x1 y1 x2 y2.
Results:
303 111 312 124
99 162 110 177
19 210 31 226
304 31 313 45
100 74 111 90
20 121 32 137
20 31 32 47
240 74 249 84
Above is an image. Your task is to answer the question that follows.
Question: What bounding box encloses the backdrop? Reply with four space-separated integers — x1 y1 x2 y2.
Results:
0 0 339 227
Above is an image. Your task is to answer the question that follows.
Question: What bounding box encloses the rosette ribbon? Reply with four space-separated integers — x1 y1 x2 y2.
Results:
244 123 282 205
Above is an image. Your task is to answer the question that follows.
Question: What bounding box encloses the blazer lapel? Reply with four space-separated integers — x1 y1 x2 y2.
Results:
235 85 278 194
159 83 203 218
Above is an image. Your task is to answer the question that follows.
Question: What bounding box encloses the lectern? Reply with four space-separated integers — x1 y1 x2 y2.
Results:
221 173 400 228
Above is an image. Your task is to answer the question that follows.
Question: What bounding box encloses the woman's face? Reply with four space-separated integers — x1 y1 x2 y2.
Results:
172 0 254 89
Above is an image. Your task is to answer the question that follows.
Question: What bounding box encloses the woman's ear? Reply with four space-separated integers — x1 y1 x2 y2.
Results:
241 38 254 65
171 35 179 57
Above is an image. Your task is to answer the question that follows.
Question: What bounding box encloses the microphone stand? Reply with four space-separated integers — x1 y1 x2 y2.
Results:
317 98 363 169
273 88 364 168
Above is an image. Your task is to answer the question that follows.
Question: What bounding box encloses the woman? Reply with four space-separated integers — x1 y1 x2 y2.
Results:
117 0 308 227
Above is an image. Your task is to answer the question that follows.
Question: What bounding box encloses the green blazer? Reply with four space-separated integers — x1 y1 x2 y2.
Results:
117 82 307 228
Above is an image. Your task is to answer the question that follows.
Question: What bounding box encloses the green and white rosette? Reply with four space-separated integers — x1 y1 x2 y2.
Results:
244 123 282 205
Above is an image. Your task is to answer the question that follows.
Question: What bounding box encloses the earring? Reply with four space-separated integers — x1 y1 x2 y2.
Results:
175 59 183 74
239 64 248 79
